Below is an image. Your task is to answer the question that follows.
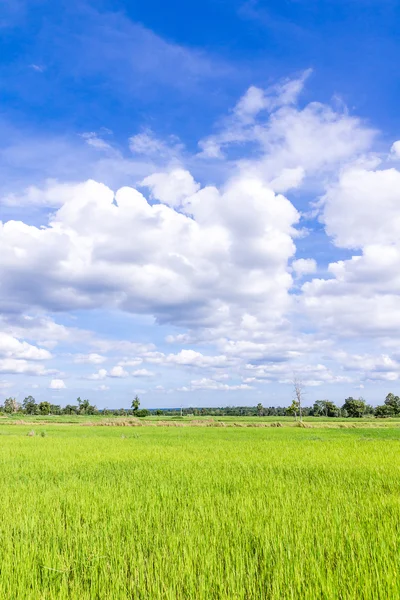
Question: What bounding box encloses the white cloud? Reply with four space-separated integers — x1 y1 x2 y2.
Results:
0 333 51 360
74 353 107 365
292 258 317 278
303 160 400 338
319 166 400 248
141 168 200 207
0 175 299 333
132 368 155 377
389 140 400 160
87 369 108 380
0 359 53 376
182 378 253 391
81 132 115 154
198 74 374 196
109 366 129 378
49 379 66 389
129 130 183 159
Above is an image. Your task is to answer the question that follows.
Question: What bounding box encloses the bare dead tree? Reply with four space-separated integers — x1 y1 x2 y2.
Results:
293 377 305 423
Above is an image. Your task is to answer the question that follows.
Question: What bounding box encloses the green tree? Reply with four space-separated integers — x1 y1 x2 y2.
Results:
375 404 394 418
63 404 78 415
132 395 140 412
38 401 51 415
342 397 366 418
257 403 264 417
4 397 20 414
313 400 339 417
384 393 400 415
136 409 150 417
23 396 38 415
286 399 300 419
76 397 97 415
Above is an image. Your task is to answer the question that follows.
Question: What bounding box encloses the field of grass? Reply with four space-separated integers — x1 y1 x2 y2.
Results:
1 424 399 598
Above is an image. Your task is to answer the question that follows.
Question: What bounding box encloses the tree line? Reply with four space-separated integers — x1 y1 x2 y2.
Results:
1 393 400 418
0 395 150 417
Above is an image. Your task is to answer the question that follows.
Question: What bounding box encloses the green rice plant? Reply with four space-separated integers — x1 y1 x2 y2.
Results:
0 425 399 599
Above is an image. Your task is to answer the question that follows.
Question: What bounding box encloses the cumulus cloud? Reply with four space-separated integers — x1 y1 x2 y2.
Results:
49 379 66 389
303 159 400 339
0 174 299 332
109 366 129 378
74 353 107 365
87 369 108 380
0 333 51 360
198 73 374 196
292 258 317 278
132 368 155 377
141 168 200 206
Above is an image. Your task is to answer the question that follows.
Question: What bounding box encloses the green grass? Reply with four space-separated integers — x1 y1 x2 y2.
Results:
0 425 399 598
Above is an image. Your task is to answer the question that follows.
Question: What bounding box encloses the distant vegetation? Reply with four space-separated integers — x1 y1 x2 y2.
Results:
1 393 400 418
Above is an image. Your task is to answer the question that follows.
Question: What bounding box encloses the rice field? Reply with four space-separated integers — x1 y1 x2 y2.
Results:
0 424 399 599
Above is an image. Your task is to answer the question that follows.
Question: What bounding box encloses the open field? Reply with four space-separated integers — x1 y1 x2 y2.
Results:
1 425 399 599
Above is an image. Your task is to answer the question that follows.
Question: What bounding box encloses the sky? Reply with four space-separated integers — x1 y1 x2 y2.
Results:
1 0 400 409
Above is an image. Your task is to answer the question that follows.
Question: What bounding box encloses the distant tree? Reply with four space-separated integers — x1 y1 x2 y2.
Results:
293 378 304 422
286 399 300 419
131 395 140 412
313 400 339 417
63 404 78 415
384 393 400 415
136 409 150 417
50 404 61 415
77 397 90 414
375 404 394 418
155 409 163 415
23 396 38 415
342 397 366 418
38 401 51 415
256 403 264 417
4 397 20 414
76 398 97 415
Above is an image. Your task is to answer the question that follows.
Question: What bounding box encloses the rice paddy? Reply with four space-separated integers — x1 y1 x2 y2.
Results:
0 424 399 599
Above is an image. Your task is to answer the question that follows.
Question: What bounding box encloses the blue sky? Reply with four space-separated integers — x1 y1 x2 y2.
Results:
1 0 400 408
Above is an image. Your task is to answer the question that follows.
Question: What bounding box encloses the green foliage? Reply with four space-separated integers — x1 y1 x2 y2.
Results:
38 401 51 415
342 397 366 418
77 397 97 415
63 404 78 415
256 402 264 416
285 399 300 418
131 395 140 412
375 404 394 418
313 400 339 417
385 393 400 415
23 396 38 415
3 397 20 414
135 409 150 417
